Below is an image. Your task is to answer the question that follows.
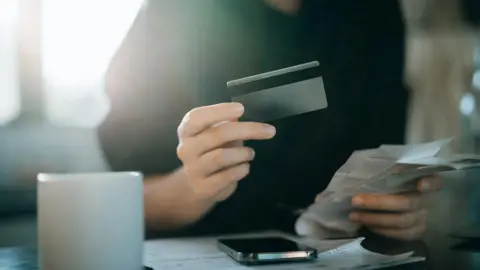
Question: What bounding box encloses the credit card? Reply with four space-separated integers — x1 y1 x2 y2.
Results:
227 61 328 122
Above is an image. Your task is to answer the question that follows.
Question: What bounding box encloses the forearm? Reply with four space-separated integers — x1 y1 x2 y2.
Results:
143 168 216 232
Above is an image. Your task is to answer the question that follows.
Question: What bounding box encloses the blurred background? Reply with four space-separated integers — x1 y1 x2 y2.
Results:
0 0 143 246
0 0 479 265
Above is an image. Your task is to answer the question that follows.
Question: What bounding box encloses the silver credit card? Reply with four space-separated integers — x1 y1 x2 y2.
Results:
227 61 328 122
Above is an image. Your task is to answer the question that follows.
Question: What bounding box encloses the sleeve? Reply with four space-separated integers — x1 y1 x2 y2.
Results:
98 2 198 175
356 0 409 149
464 0 480 25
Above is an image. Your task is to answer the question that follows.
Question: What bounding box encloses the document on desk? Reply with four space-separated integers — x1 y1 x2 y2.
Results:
298 138 480 236
144 232 424 270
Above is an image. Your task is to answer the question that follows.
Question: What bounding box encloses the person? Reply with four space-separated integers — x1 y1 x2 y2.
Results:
98 0 443 240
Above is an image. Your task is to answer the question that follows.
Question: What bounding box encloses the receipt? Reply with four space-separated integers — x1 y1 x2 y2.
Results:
297 138 480 237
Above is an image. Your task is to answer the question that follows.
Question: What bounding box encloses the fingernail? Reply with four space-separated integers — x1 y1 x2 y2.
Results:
349 213 360 221
251 149 256 159
265 125 276 136
352 196 364 206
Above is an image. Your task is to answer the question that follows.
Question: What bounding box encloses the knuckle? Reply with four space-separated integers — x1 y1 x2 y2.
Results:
176 143 188 160
185 108 201 122
176 124 184 137
212 149 228 166
181 109 202 134
211 125 229 142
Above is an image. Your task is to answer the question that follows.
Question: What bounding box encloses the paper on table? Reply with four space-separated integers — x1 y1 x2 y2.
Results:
144 232 424 270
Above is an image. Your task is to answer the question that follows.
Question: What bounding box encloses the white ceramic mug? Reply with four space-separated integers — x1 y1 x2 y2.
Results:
37 172 144 270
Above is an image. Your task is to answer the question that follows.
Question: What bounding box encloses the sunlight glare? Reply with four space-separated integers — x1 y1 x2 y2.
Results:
42 0 144 127
42 0 144 88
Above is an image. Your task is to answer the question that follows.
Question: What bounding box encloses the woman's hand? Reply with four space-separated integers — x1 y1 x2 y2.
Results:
176 102 276 203
349 176 444 241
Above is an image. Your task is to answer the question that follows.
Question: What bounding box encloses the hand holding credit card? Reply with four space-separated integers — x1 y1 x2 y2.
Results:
227 61 328 122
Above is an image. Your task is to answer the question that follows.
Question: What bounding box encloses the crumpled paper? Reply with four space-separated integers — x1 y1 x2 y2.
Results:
296 138 480 238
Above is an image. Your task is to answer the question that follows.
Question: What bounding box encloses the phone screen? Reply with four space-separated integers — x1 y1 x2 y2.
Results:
219 237 309 253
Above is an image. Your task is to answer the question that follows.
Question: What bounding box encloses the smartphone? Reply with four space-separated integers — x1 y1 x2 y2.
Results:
217 237 317 265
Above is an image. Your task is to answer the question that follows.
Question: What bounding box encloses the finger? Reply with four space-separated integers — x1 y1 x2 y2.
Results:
349 209 427 229
185 122 275 157
418 175 444 193
368 219 427 241
223 140 243 148
352 193 422 212
197 147 255 176
178 103 245 138
191 163 250 199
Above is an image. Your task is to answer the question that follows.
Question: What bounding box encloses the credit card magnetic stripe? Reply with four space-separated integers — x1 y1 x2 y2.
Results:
227 61 322 97
227 61 320 88
226 61 327 122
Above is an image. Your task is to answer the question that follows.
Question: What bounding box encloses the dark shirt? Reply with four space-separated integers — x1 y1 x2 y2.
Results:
98 0 408 235
464 0 480 25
